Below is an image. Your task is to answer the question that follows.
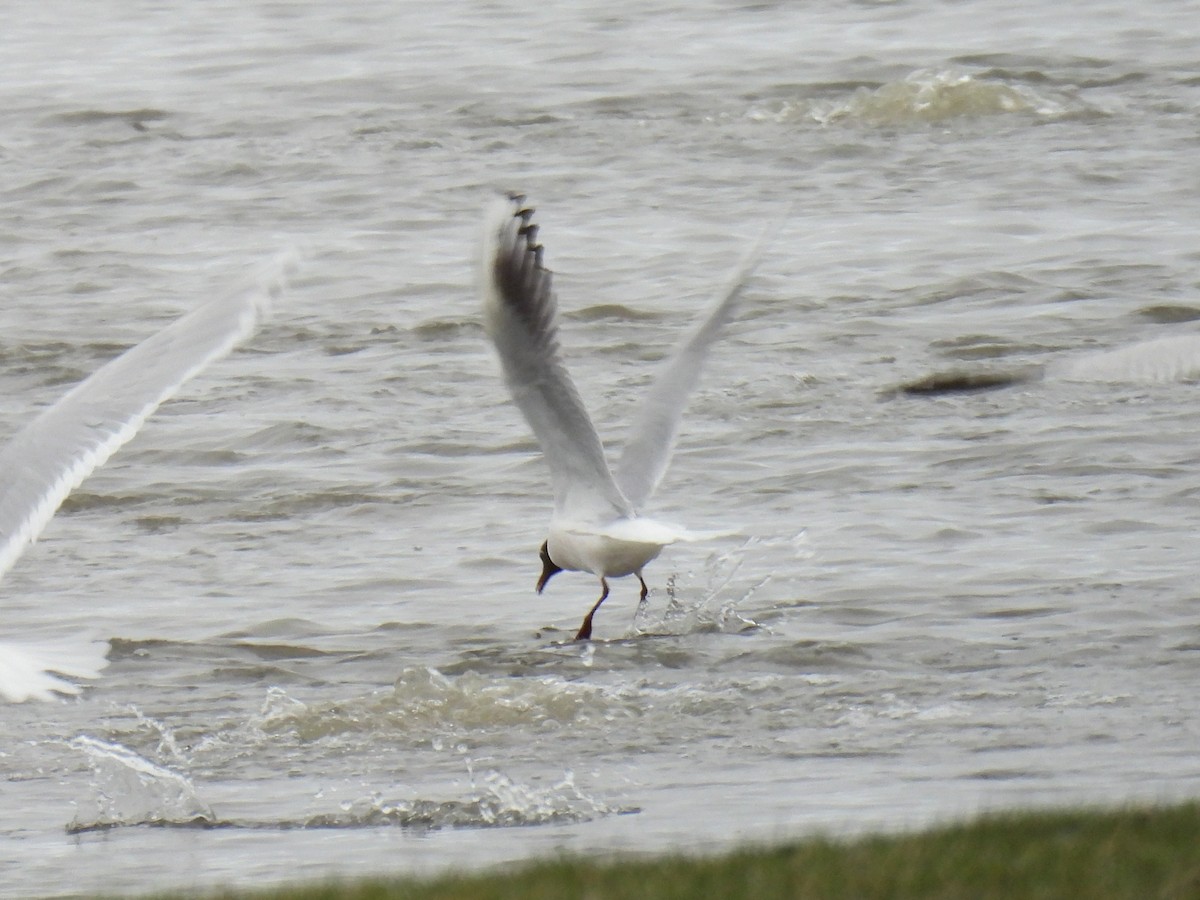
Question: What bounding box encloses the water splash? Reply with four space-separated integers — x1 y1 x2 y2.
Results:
825 69 1059 124
755 68 1074 127
245 668 638 741
65 726 624 833
122 705 191 764
308 768 624 830
257 684 312 726
67 735 216 833
635 532 807 636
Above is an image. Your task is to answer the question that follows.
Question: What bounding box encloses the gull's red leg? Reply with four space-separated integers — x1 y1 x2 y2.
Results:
575 578 610 641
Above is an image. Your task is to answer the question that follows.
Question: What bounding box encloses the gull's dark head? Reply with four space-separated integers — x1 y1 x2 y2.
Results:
536 540 562 594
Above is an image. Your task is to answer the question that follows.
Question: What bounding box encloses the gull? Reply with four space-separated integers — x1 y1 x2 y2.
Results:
0 257 290 702
479 193 769 640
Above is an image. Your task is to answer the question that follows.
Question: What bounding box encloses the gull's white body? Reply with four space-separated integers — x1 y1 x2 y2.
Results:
551 519 679 579
0 257 290 702
479 193 766 638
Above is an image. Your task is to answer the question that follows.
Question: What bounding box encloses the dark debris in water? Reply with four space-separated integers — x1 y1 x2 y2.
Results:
46 108 170 130
887 368 1039 397
1137 304 1200 324
572 303 663 323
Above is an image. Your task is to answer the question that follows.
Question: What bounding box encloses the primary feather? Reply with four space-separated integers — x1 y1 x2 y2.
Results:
614 226 774 510
480 194 632 521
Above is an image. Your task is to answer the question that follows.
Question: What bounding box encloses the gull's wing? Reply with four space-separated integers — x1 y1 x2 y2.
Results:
0 638 111 703
613 222 775 510
1052 333 1200 383
480 194 631 521
0 254 291 701
0 257 289 582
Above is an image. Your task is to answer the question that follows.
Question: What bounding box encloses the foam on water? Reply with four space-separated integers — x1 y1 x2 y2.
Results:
753 67 1077 127
307 769 623 830
248 669 640 741
68 713 623 833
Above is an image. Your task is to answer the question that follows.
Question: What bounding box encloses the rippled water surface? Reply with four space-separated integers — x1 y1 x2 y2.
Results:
3 1 1200 897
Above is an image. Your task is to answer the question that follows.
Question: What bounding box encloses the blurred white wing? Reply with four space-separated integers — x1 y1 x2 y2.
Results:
1053 333 1200 383
0 254 291 701
613 222 774 510
0 638 110 703
480 193 631 521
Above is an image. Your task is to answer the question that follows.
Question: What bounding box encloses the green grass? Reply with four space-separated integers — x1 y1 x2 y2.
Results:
166 802 1200 900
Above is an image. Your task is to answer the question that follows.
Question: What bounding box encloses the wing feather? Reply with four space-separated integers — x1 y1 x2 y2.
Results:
0 638 110 702
0 254 291 701
0 258 289 582
614 222 775 509
480 194 630 521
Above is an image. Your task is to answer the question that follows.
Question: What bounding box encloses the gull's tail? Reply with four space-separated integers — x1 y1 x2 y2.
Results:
0 638 109 703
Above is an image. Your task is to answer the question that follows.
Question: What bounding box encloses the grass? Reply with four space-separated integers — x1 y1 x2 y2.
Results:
160 802 1200 900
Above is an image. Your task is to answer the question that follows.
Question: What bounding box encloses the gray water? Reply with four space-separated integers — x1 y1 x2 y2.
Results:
3 1 1200 896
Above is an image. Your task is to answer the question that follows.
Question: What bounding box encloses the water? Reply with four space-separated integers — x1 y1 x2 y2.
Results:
3 0 1200 896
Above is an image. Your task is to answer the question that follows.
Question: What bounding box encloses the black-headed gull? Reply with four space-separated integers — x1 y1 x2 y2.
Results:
0 257 290 702
480 193 767 640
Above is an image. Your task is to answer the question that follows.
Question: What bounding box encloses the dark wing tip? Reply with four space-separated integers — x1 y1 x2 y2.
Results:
492 193 557 334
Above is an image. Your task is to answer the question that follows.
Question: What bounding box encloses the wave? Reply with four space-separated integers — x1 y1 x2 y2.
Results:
66 728 621 834
68 735 216 833
755 67 1085 127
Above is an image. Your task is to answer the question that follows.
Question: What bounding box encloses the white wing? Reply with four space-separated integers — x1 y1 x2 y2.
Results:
480 194 632 522
613 222 774 510
1053 333 1200 383
0 254 291 701
0 638 111 703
